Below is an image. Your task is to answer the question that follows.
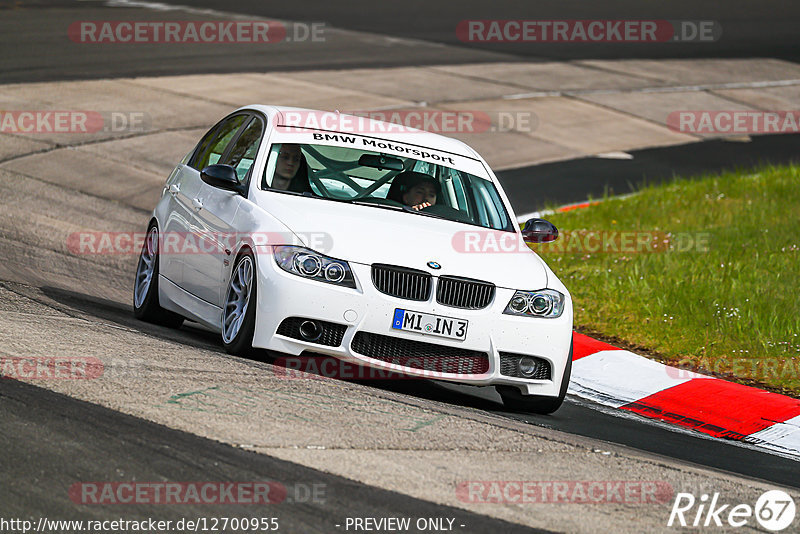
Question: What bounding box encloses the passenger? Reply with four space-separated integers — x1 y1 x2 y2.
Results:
270 144 312 193
386 171 440 211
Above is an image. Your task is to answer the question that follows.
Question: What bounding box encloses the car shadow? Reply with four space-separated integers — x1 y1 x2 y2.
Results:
269 351 505 412
39 284 506 412
40 285 227 353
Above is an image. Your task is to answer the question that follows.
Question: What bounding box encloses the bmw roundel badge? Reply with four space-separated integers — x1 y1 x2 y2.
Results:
427 261 441 269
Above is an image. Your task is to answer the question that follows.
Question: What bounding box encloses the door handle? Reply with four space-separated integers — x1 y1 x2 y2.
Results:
192 198 203 211
168 184 180 196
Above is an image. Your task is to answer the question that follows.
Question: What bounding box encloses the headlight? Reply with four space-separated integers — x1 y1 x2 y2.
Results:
503 289 565 318
273 246 356 288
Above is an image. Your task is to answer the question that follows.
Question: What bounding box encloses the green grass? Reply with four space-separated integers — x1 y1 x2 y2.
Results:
531 164 800 396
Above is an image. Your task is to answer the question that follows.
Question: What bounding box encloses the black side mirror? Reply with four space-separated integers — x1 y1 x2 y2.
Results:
522 218 559 244
200 164 241 193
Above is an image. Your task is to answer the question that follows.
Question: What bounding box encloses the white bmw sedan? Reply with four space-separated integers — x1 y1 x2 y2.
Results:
134 105 573 413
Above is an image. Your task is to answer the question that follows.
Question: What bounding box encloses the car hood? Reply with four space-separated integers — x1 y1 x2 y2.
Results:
260 195 549 290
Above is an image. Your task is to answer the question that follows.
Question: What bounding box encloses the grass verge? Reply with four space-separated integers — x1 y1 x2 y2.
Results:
532 164 800 397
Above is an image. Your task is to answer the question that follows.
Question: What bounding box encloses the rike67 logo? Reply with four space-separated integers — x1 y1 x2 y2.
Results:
668 490 796 531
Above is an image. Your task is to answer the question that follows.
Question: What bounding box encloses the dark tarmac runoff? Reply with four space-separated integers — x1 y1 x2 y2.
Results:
496 133 800 215
2 0 799 83
127 0 800 61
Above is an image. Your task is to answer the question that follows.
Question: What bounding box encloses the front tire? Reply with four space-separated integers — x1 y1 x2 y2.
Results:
133 223 184 328
222 249 257 355
497 340 573 415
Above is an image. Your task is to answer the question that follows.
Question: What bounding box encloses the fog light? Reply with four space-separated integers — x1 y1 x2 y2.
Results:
299 320 322 341
518 356 539 378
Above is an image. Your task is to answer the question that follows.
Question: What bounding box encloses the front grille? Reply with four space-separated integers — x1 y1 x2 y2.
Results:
436 276 495 309
351 331 489 374
275 317 347 347
371 264 431 301
499 352 551 380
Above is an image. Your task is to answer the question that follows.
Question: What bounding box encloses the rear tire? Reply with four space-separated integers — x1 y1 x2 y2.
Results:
133 223 184 328
497 340 573 415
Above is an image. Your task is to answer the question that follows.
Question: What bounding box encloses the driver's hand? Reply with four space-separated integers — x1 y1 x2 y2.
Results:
411 202 432 211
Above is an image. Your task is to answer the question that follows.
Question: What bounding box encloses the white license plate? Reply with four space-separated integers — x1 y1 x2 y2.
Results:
391 309 468 340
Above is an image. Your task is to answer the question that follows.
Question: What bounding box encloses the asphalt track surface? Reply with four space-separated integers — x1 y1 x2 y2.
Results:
9 285 800 492
0 377 545 534
2 0 800 83
176 0 800 61
2 0 800 532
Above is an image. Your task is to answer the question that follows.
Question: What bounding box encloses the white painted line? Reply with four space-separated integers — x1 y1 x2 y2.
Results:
500 79 800 101
595 151 633 160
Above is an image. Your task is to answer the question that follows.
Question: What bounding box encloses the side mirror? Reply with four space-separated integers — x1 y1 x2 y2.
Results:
522 218 559 244
200 164 241 192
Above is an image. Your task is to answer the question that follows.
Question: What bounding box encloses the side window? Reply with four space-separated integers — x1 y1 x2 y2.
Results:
191 114 247 171
219 117 264 183
472 179 511 230
262 143 309 191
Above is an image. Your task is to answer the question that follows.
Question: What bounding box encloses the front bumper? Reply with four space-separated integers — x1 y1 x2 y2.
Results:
251 248 573 396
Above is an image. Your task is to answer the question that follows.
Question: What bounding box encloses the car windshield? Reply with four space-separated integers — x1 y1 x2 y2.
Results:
262 142 514 231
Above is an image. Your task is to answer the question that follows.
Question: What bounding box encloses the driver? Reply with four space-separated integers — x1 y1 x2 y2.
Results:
387 171 440 211
403 180 438 211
